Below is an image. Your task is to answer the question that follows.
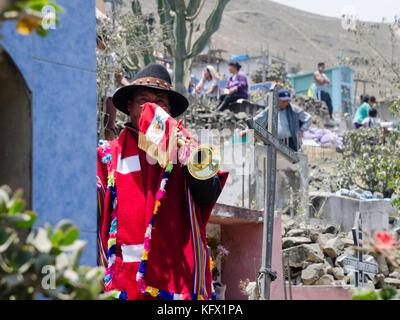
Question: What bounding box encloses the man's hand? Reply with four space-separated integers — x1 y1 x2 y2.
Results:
223 88 230 95
175 128 191 166
240 130 247 138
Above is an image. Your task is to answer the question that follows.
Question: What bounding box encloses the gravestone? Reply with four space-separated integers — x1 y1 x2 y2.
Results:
0 1 97 265
309 192 392 233
342 212 378 287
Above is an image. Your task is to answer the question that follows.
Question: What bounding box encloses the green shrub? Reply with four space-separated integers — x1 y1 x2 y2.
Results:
336 127 400 199
0 185 115 300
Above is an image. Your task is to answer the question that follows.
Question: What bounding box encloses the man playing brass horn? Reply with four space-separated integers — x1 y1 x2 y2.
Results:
96 63 228 300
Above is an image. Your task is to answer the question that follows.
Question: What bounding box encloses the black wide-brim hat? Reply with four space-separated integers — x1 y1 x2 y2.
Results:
112 63 189 118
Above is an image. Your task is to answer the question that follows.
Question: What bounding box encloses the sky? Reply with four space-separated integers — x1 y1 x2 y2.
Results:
271 0 400 22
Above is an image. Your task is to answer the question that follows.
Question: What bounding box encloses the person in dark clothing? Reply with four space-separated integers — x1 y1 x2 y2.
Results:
217 61 249 112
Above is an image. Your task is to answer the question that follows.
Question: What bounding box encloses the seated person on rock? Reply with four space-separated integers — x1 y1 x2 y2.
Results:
217 62 249 112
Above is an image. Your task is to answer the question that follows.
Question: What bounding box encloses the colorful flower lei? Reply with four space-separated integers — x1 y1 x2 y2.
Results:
136 162 174 297
98 140 121 296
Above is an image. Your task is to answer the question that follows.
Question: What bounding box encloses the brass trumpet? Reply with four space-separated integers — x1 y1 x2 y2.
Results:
177 136 222 181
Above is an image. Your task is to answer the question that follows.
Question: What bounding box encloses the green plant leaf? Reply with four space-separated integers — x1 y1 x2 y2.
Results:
0 254 13 273
35 25 50 37
34 253 52 274
379 286 397 300
49 1 65 13
8 211 37 229
15 249 34 273
45 223 53 239
51 229 64 246
59 227 79 247
352 288 378 300
55 220 74 233
0 226 17 253
8 199 25 214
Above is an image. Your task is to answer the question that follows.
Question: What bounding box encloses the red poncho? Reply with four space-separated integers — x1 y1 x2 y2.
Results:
97 126 228 300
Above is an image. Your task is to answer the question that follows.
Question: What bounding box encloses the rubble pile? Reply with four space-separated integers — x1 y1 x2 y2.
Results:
280 215 399 289
182 94 331 131
112 95 330 138
291 94 331 126
184 109 251 131
308 165 341 194
182 98 258 131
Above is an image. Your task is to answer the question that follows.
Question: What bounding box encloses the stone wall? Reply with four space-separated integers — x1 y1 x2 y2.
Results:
181 93 330 133
281 215 399 289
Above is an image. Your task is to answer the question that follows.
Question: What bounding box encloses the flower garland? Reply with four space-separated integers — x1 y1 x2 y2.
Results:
135 161 214 300
98 141 126 299
136 162 174 298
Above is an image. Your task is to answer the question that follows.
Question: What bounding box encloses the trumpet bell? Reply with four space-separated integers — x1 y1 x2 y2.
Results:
187 144 222 180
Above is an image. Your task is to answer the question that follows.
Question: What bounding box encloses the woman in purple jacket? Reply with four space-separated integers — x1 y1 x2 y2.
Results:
217 62 249 111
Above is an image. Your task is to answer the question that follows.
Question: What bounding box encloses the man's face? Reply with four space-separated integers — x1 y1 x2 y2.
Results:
278 100 290 110
368 99 376 107
127 88 171 128
319 64 325 73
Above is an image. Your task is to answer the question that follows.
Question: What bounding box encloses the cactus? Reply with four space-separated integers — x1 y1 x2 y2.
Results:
157 0 230 95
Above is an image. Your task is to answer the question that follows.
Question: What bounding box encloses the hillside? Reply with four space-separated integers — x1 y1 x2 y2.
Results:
129 0 399 98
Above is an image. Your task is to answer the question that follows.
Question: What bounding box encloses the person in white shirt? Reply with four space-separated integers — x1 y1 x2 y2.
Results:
361 108 396 129
194 65 220 99
362 108 380 128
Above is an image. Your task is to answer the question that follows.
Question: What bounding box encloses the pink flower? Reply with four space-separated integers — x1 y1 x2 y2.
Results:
217 245 229 256
375 231 395 250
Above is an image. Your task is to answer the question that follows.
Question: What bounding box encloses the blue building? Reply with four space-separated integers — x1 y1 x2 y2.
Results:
0 1 98 266
289 65 355 114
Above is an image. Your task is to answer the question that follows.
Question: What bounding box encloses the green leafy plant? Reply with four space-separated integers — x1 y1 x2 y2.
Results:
336 127 400 199
250 62 288 84
0 185 114 300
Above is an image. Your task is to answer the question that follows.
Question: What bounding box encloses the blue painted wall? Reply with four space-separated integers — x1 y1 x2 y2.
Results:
1 0 97 266
289 66 355 114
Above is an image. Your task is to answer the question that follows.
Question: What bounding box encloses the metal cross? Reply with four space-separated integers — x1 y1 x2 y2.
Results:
248 84 299 300
342 212 379 287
